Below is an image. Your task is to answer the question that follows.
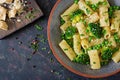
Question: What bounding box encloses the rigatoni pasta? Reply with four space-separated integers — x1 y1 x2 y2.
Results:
112 49 120 63
59 0 120 69
108 36 116 47
59 40 76 61
60 21 71 33
61 3 79 21
73 33 81 55
88 50 101 69
76 22 88 39
78 0 93 16
110 10 120 32
99 6 109 27
103 26 111 39
81 39 89 49
85 12 99 23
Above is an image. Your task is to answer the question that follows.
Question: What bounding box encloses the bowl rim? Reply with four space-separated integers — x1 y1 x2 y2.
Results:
47 0 120 78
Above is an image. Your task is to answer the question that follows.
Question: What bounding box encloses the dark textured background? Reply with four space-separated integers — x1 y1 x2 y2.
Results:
0 0 120 80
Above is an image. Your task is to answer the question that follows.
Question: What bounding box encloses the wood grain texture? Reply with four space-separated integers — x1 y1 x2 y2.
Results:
0 0 43 39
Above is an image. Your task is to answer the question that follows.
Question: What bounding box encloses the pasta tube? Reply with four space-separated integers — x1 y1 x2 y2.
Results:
108 36 116 47
88 50 101 69
85 12 99 23
60 21 71 33
76 22 88 39
61 3 79 21
78 0 93 16
103 26 111 39
90 38 104 46
110 10 120 32
73 33 81 55
59 40 76 61
81 39 89 49
112 49 120 63
99 6 109 27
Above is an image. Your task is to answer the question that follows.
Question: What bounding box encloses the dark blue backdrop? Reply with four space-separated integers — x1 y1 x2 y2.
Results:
0 0 120 80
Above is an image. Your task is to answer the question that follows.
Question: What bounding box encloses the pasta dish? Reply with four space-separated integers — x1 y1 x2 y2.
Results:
59 0 120 69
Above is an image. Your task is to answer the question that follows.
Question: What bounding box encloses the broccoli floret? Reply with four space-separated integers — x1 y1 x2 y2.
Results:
74 53 90 65
61 33 73 47
70 10 83 24
101 47 119 61
61 26 76 47
64 26 77 39
100 47 119 66
88 23 103 38
101 47 113 60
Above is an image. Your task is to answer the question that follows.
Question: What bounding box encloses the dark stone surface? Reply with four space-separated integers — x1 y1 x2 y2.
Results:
0 0 120 80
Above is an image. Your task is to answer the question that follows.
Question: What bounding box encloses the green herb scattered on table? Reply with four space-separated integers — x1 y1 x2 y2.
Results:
25 9 39 19
31 39 39 52
35 24 43 31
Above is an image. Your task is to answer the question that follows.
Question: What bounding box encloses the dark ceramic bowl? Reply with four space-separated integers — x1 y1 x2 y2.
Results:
47 0 120 78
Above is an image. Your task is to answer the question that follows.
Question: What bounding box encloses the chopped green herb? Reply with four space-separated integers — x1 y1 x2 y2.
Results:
31 40 39 51
77 41 80 44
86 8 91 14
35 24 43 31
40 38 46 44
88 36 94 42
105 18 109 23
113 33 120 44
54 71 60 75
102 1 108 5
102 29 107 35
74 0 79 4
50 58 54 63
65 26 77 39
25 11 35 19
86 28 89 33
41 47 47 50
93 62 96 64
64 48 68 51
80 34 85 36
